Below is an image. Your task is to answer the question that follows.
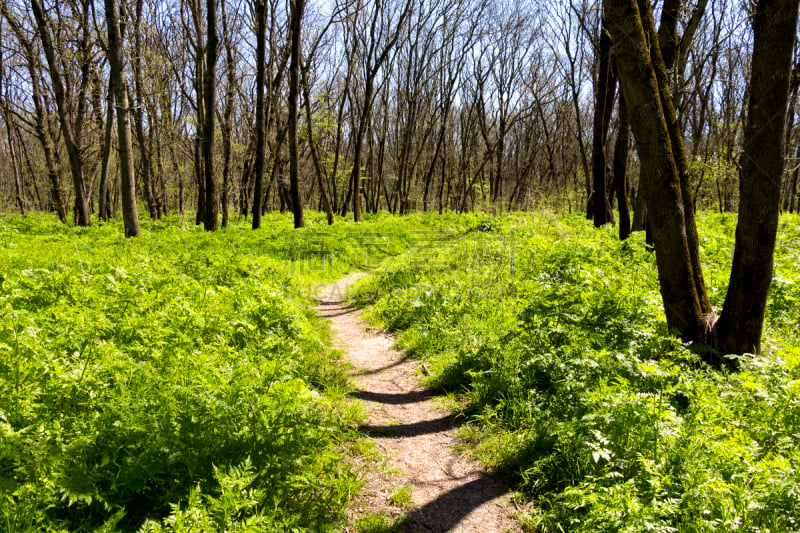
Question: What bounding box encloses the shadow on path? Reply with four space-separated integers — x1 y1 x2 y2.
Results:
351 354 412 376
316 308 358 319
352 389 431 405
401 477 511 532
359 414 457 438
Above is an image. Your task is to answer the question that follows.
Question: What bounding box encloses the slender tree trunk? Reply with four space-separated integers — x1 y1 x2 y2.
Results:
133 0 160 220
203 0 219 231
351 81 373 222
252 0 267 229
105 0 140 237
98 79 115 222
287 0 305 228
790 143 800 213
31 0 91 226
613 93 631 239
220 5 236 228
4 119 25 215
0 35 25 215
591 22 617 226
302 66 334 225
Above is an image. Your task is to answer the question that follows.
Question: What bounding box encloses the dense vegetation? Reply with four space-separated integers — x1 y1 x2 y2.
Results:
2 210 799 531
353 212 800 532
0 211 469 532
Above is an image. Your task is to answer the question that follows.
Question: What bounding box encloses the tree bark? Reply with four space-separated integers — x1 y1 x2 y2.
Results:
202 0 219 231
105 0 140 237
639 0 712 317
713 0 800 355
613 92 631 239
98 78 115 222
606 0 800 362
591 21 617 226
132 0 161 221
302 65 334 225
605 0 710 342
287 0 305 229
252 0 267 229
31 0 91 226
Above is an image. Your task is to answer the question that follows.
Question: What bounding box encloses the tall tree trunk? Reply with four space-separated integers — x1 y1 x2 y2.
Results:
591 22 617 226
287 0 305 228
105 0 140 237
605 0 711 343
0 34 25 215
195 136 205 225
351 80 373 222
252 0 267 229
98 79 115 222
4 119 25 216
203 0 219 231
2 6 67 222
613 92 631 239
713 0 800 355
302 66 334 225
31 0 91 226
132 0 160 220
640 0 712 317
220 4 236 228
606 0 800 361
790 143 800 213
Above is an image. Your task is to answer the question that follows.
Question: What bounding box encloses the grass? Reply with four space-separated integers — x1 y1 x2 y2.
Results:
353 512 406 533
388 485 414 509
352 211 800 532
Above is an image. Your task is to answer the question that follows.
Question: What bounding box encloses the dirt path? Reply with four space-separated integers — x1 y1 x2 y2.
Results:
315 274 522 533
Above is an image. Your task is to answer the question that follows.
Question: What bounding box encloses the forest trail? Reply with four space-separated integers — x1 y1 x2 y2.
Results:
315 273 523 533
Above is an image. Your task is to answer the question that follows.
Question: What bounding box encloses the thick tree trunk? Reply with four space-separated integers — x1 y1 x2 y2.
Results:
105 0 140 237
606 0 799 362
639 0 712 317
287 0 305 229
713 0 800 355
605 0 710 342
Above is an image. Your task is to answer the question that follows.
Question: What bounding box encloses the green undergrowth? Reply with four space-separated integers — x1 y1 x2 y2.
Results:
352 212 800 532
0 210 473 532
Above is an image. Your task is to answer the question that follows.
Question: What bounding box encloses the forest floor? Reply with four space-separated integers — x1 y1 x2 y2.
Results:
315 273 524 532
